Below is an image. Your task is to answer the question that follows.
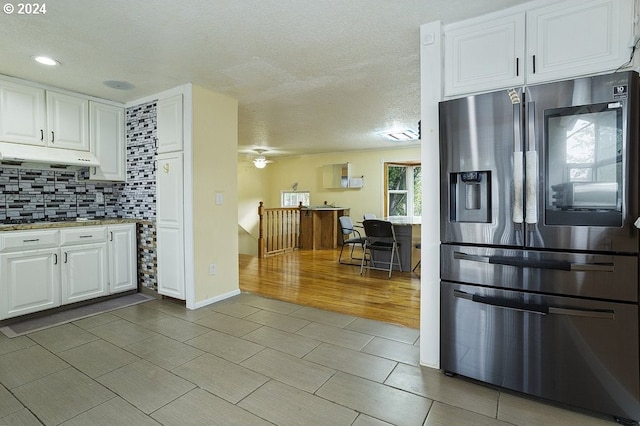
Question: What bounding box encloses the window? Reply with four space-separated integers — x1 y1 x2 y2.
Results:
385 162 421 218
281 191 310 207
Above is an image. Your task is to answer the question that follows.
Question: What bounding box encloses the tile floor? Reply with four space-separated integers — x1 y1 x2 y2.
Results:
0 293 621 425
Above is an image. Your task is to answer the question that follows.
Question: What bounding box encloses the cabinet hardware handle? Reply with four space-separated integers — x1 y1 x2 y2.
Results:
64 252 68 263
516 57 519 76
532 54 536 74
51 131 55 143
79 235 93 238
93 167 97 175
23 238 40 242
40 129 44 141
110 231 113 241
54 253 58 265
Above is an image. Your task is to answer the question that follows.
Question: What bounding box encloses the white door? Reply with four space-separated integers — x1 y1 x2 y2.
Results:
89 102 125 181
444 11 525 96
108 224 137 293
0 81 46 146
0 248 60 320
157 94 183 153
61 243 108 304
526 0 633 83
156 151 185 299
46 91 89 151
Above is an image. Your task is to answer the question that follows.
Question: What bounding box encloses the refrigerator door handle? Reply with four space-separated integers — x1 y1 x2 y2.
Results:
513 103 524 224
453 251 614 272
514 153 524 223
454 290 615 319
548 307 615 320
525 103 538 224
453 290 548 315
525 150 538 224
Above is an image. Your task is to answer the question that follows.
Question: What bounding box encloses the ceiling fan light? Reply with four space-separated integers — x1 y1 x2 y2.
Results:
253 157 268 169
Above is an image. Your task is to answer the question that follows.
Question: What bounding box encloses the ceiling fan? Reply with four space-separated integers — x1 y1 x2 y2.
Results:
252 149 274 169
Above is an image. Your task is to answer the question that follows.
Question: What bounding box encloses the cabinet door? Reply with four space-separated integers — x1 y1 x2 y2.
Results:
108 224 137 293
157 95 183 153
444 12 525 96
156 152 185 299
89 102 125 181
46 91 89 151
0 81 46 146
61 243 108 304
526 0 633 84
0 248 60 320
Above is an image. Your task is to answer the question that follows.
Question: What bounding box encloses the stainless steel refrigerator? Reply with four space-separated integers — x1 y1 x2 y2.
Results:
439 71 640 424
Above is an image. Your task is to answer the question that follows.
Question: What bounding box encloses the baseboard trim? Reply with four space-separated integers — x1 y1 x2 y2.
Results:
192 289 241 309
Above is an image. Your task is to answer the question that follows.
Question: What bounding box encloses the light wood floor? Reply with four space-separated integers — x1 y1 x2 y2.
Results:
239 248 421 329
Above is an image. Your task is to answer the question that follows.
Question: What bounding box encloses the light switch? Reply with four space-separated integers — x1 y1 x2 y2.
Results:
215 192 223 205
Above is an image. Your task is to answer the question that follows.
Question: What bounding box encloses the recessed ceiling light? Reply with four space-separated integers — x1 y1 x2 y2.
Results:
378 129 419 142
103 80 135 90
33 56 60 66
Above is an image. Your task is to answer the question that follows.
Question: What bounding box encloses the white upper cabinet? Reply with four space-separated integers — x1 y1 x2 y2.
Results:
444 0 634 96
46 91 89 151
0 80 91 150
444 11 525 96
156 94 183 153
526 0 633 84
0 81 47 145
89 101 126 181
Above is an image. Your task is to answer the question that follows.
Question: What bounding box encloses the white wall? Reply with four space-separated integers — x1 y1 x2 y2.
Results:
419 21 443 368
191 85 240 303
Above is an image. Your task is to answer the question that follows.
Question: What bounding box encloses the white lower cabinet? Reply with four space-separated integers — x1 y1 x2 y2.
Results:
0 223 137 320
0 248 60 319
108 224 137 293
61 242 108 305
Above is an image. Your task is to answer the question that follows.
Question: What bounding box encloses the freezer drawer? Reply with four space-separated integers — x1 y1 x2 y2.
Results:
441 281 640 422
441 243 638 302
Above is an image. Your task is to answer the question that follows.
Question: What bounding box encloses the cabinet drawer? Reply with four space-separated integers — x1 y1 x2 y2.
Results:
0 230 60 252
60 227 107 246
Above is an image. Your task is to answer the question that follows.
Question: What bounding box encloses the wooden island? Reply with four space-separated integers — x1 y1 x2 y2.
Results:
299 207 350 250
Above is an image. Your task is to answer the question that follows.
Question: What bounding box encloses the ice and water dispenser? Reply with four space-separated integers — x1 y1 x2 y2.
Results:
449 171 491 223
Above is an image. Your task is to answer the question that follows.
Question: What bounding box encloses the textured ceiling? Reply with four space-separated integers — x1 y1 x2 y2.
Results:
0 0 528 159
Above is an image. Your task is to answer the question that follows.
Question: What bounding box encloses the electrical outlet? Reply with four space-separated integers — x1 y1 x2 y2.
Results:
96 192 104 203
209 263 217 275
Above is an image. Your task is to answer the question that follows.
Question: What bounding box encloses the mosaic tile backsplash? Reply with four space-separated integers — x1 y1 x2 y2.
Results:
0 168 122 222
0 100 159 289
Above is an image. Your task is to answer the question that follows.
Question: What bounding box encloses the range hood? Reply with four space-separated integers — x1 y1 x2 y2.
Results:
0 141 99 170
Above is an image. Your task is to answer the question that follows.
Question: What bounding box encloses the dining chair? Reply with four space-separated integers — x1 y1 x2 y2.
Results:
338 216 366 265
412 242 421 274
360 219 401 278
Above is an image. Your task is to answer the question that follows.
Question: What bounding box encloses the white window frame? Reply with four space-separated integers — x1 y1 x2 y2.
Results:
384 162 421 219
280 190 310 207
